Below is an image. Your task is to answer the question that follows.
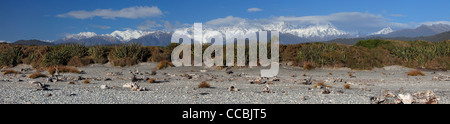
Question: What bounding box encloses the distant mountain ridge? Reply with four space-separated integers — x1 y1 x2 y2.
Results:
12 23 450 46
327 30 450 45
374 24 450 37
13 39 54 46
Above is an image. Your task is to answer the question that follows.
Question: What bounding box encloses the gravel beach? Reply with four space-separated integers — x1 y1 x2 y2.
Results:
1 63 449 104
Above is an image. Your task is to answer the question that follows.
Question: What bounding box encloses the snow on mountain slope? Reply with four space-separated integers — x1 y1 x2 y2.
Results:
200 22 349 43
370 27 393 35
65 32 98 40
57 21 352 45
107 30 152 41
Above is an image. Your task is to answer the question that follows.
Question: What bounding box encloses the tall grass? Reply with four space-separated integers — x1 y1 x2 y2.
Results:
88 46 109 64
1 40 449 70
0 48 23 67
42 44 88 67
108 43 148 67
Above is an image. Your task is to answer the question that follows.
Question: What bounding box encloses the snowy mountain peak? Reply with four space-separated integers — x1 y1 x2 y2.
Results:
107 29 152 41
66 32 97 40
371 27 393 35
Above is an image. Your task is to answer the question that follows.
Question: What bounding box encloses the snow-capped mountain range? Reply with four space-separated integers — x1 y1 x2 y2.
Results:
53 23 450 46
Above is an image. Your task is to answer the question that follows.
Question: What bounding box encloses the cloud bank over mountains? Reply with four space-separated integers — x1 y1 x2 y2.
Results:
57 6 163 19
52 6 450 46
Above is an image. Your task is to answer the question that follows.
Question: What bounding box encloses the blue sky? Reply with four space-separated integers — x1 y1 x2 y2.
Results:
1 0 449 42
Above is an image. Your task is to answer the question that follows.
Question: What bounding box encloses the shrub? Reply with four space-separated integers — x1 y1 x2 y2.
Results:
156 60 174 70
48 65 81 75
0 48 23 67
314 81 331 88
3 69 19 75
198 81 211 88
148 78 156 83
29 72 47 79
68 56 92 67
303 62 315 70
150 70 157 75
408 70 425 76
343 83 351 89
42 44 89 67
355 39 389 49
109 43 148 67
82 80 90 84
88 46 109 64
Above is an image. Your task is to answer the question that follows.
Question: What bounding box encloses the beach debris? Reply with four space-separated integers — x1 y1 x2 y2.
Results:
382 90 395 98
46 77 53 83
250 80 262 84
30 81 42 86
437 73 450 81
321 88 331 94
413 90 440 104
301 77 313 85
398 93 413 104
79 70 86 74
68 81 75 85
314 81 331 89
20 68 33 73
100 85 110 90
106 72 122 76
131 74 138 82
371 90 440 104
45 93 52 97
262 85 272 93
228 85 239 91
333 78 344 83
270 78 280 82
76 76 84 81
132 86 147 91
226 70 234 74
181 74 192 79
123 82 147 91
369 96 399 104
104 78 112 81
300 95 309 101
29 81 49 91
123 82 136 88
150 70 157 75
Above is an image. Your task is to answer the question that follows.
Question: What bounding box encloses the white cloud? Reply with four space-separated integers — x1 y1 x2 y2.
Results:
164 21 173 31
276 12 410 32
389 14 407 17
248 8 263 12
137 20 163 30
206 16 247 26
420 21 450 26
57 6 163 19
0 40 9 43
90 24 111 29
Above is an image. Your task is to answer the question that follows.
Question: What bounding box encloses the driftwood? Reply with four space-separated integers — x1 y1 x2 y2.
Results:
438 73 450 81
371 90 440 104
301 77 313 85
